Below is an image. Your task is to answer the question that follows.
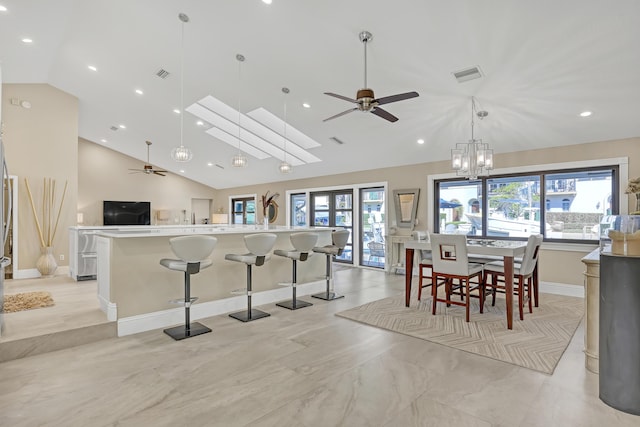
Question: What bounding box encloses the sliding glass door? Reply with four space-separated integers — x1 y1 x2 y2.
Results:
360 187 385 268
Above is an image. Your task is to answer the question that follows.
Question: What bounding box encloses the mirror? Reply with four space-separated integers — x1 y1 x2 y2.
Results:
267 201 278 223
393 188 420 229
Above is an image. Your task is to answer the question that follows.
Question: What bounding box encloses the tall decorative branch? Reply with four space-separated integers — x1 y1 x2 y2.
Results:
25 178 68 247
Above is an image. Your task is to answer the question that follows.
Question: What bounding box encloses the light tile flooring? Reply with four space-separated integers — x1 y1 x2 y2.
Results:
1 267 639 426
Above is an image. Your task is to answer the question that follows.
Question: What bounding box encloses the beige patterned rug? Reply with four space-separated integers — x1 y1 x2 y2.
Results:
336 291 583 374
2 291 54 313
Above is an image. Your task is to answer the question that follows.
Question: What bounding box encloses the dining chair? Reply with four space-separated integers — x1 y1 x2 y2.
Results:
430 233 485 322
483 234 543 320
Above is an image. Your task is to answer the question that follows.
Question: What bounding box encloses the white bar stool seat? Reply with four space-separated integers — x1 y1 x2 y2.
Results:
159 235 217 340
274 232 319 310
311 229 350 301
225 233 277 322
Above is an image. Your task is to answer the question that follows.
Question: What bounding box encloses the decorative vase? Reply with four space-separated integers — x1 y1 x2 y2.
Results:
263 217 269 230
36 246 58 277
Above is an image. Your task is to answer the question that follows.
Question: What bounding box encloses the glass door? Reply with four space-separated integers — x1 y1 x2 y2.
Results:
310 190 353 263
360 187 385 268
232 197 256 225
290 193 307 226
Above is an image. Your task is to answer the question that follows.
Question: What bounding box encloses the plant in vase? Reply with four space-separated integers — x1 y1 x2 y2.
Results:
25 178 68 277
261 191 279 228
625 177 640 213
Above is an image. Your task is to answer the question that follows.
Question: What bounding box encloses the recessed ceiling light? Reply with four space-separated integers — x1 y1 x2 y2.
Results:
302 103 311 108
262 0 272 4
196 120 204 126
22 38 33 44
580 111 592 117
135 89 143 95
417 138 425 145
179 169 185 173
100 139 107 143
118 124 126 129
87 65 97 71
173 109 181 114
207 162 213 166
0 6 7 12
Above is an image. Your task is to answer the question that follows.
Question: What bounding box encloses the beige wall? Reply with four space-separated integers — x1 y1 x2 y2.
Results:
78 139 216 226
216 137 640 286
2 84 78 270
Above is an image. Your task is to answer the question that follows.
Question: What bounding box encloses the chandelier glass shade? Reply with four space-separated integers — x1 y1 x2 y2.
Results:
451 97 493 180
231 154 248 168
171 13 193 163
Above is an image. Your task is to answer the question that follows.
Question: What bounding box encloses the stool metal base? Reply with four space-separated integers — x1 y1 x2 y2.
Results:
312 291 344 301
163 322 212 341
276 299 313 310
229 309 271 322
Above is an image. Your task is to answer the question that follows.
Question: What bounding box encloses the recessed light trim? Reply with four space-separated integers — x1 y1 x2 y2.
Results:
580 111 592 117
207 162 213 166
417 138 425 144
179 170 185 173
302 103 311 108
118 124 126 129
88 65 97 71
0 5 8 12
262 0 272 4
173 109 181 114
135 89 143 95
22 38 33 44
196 120 204 126
100 138 107 143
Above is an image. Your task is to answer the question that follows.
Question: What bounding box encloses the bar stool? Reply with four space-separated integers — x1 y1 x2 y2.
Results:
159 235 217 340
226 233 277 322
312 229 350 301
274 232 319 310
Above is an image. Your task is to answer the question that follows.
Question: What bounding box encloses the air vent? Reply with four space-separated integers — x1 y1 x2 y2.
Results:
453 66 483 83
329 136 345 145
156 68 170 79
110 126 118 131
215 164 225 169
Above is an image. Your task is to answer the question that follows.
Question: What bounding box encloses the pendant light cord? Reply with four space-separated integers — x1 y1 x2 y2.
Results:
237 55 243 155
283 88 288 163
180 20 185 148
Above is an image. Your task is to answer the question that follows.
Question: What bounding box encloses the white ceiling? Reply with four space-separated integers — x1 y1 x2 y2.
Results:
1 0 639 189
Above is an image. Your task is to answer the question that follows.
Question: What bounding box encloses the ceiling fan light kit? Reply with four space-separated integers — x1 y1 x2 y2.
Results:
323 30 419 123
171 12 193 163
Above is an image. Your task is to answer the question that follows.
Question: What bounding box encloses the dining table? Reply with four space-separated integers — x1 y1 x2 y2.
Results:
404 238 529 330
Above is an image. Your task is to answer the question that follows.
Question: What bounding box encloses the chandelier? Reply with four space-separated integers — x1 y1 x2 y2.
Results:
232 54 248 168
171 13 193 163
279 87 292 174
451 97 493 179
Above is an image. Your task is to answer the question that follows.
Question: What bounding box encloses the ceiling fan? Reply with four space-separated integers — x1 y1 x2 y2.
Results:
323 31 419 123
128 140 167 176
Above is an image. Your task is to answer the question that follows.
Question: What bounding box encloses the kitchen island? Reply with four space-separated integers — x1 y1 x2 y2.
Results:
94 225 334 336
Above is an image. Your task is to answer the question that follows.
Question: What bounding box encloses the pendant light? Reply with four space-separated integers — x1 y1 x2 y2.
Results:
231 54 248 168
451 97 493 179
279 87 292 174
171 13 193 162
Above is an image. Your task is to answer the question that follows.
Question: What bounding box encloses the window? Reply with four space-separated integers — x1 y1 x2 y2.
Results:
435 166 618 242
231 197 256 225
290 193 307 226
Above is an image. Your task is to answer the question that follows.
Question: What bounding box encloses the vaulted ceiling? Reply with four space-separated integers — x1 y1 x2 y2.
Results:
2 0 639 189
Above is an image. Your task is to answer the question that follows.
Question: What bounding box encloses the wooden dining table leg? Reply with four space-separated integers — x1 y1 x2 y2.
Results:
533 262 539 307
405 248 414 307
504 255 514 330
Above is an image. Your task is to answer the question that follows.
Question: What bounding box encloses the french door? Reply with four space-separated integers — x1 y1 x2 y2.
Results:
310 190 353 263
360 187 385 268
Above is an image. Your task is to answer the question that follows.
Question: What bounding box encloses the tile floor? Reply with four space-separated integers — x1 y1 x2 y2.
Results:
0 267 639 426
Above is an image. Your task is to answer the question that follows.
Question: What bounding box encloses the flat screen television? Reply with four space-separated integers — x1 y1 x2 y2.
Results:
103 201 151 226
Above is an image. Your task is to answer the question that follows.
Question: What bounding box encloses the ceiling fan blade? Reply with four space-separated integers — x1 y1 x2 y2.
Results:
375 91 419 106
323 107 358 122
324 92 358 103
371 107 399 123
153 171 166 176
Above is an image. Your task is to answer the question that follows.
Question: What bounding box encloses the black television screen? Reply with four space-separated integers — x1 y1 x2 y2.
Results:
103 201 151 226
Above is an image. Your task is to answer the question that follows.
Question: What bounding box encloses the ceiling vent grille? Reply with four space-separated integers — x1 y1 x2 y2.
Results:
156 68 170 79
109 126 119 131
329 136 345 145
453 66 483 83
215 164 224 169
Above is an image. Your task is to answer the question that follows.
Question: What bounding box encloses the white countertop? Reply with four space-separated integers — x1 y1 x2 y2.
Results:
87 225 333 238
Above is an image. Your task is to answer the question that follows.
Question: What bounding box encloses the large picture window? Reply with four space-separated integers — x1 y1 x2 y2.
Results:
435 167 618 242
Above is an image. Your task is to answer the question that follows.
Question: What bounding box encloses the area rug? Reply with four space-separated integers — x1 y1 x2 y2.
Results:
2 291 54 313
336 291 583 374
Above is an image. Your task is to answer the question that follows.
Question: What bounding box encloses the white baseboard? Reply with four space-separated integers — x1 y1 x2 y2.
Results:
117 279 327 337
14 266 70 280
98 295 118 321
540 281 584 298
